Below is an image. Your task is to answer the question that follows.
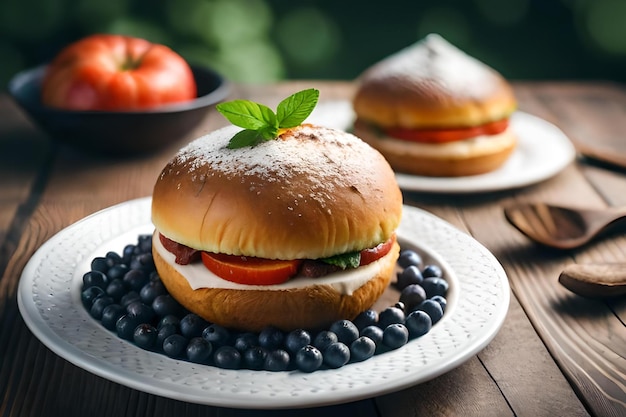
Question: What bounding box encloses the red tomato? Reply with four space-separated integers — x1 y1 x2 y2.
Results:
359 235 396 266
41 34 197 111
384 119 509 144
201 252 303 286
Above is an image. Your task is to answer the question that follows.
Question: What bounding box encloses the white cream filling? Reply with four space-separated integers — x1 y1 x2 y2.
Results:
376 129 515 158
153 235 390 295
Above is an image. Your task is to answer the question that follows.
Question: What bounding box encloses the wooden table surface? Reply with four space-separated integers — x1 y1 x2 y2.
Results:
1 81 625 417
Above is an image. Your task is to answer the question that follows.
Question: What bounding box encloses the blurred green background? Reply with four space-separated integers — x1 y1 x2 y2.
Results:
2 0 626 86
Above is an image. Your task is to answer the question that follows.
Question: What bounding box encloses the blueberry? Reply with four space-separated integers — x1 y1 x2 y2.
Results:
382 323 409 349
396 265 424 290
414 299 444 324
82 270 108 290
264 349 291 372
131 253 154 272
186 337 212 364
258 326 285 350
137 235 152 253
106 278 126 301
353 309 378 330
149 271 160 282
157 314 180 330
90 296 114 320
163 334 188 358
202 324 231 347
120 291 141 308
398 250 423 269
323 342 350 369
133 323 157 349
214 346 242 370
360 325 383 345
285 329 311 354
140 280 166 305
157 323 178 347
122 244 136 264
105 251 123 266
81 286 104 308
90 257 109 273
116 314 141 340
405 310 432 338
431 295 447 312
422 264 443 279
107 264 130 281
329 320 359 345
126 300 155 324
85 236 454 372
422 277 449 298
378 306 405 328
180 314 208 339
399 284 427 311
295 345 323 373
152 294 183 317
312 330 338 352
123 269 148 292
243 346 267 370
350 336 376 362
101 304 125 330
234 332 259 352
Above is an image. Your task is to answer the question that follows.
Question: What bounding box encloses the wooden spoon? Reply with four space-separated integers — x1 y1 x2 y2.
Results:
504 203 626 250
559 263 626 297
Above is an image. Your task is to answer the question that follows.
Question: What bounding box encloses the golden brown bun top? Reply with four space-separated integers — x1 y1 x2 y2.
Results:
152 124 403 260
353 34 517 129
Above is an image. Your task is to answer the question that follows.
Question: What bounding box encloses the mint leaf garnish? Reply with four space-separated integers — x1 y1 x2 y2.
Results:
216 100 276 131
216 88 320 149
277 88 320 128
226 129 267 149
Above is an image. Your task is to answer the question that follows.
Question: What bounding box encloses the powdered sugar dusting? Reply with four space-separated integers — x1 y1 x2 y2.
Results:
166 124 383 207
362 33 498 97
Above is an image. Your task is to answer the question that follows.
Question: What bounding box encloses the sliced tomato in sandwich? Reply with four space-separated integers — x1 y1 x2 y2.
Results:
384 118 509 143
200 234 396 286
201 253 302 285
359 237 395 266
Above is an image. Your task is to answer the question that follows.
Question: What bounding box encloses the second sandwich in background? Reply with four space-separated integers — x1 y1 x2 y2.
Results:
352 34 518 177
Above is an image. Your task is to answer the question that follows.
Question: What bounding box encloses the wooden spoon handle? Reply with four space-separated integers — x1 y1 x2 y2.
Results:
559 263 626 298
575 141 626 170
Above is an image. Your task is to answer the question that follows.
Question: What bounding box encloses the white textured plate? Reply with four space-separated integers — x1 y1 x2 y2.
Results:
309 102 576 194
18 198 509 409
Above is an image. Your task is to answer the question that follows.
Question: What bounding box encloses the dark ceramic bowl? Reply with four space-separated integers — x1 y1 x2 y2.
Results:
7 64 230 155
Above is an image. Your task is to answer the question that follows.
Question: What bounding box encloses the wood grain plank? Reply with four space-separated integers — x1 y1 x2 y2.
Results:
402 192 591 416
376 290 587 417
479 293 590 416
529 83 626 161
454 83 626 416
4 82 623 417
376 357 514 417
0 96 52 282
407 83 626 416
534 83 626 329
389 200 588 416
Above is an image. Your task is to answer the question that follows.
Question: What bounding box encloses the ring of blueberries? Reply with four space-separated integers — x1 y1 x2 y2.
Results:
81 235 449 373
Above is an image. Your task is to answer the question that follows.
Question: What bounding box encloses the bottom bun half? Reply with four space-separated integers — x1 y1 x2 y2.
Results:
354 120 517 177
152 233 399 332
